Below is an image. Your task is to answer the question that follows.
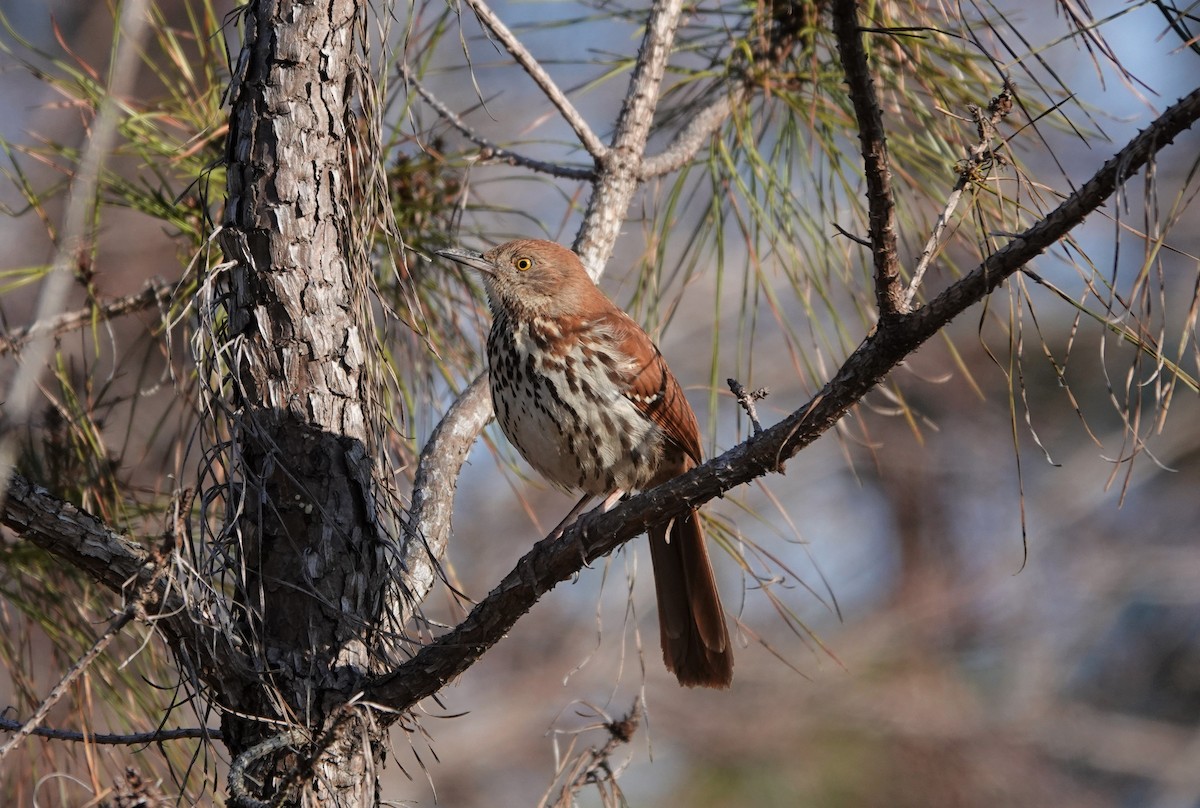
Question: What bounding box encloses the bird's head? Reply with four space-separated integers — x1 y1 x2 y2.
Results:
437 239 598 318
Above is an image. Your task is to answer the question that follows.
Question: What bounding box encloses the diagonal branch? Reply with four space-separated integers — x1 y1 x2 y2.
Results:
463 0 607 160
0 552 168 763
403 69 596 180
905 85 1015 309
368 83 1200 713
831 0 904 320
0 613 138 762
0 280 176 357
4 474 166 593
638 88 746 180
1 474 244 693
393 373 492 622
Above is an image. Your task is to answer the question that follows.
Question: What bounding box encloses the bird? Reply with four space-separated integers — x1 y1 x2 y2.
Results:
437 239 733 688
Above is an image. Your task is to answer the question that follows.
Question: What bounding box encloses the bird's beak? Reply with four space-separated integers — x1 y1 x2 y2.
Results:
435 247 496 276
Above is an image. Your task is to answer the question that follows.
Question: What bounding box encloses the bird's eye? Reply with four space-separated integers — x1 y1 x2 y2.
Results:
514 257 533 271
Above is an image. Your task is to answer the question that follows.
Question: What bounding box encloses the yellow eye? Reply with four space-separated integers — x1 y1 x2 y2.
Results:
514 257 533 271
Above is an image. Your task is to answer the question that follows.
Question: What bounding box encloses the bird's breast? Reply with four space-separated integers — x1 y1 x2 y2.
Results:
487 316 665 495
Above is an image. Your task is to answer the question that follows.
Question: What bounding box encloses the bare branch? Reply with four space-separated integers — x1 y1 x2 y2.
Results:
3 474 163 594
831 0 904 319
0 716 220 745
542 699 640 808
395 373 493 622
367 83 1200 713
1 474 242 688
0 280 176 357
0 609 139 762
463 0 607 160
574 0 686 275
728 378 770 436
639 89 744 179
832 221 872 246
403 69 595 180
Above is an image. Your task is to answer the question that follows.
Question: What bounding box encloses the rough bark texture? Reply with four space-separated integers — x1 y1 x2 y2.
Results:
831 0 903 318
216 0 389 803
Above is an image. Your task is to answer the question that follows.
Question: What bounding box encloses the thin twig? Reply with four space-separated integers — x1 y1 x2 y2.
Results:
831 221 872 246
547 699 640 808
0 717 220 744
831 0 904 319
905 83 1015 310
0 613 138 763
463 0 607 160
728 378 770 436
0 547 169 763
0 280 175 357
403 68 595 180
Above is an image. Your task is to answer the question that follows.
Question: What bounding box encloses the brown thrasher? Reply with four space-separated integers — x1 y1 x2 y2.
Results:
438 239 733 688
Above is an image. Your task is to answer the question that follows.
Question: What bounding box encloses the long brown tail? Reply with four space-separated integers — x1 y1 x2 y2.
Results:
648 510 733 688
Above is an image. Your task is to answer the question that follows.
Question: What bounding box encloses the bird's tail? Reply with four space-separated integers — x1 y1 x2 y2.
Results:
648 511 733 688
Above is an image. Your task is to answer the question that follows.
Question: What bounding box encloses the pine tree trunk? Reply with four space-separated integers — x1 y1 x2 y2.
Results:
216 0 390 803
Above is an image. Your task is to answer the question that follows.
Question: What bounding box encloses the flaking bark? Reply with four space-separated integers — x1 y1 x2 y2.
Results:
214 0 394 803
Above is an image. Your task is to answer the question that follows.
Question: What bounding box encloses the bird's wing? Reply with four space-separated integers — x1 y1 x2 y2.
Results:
610 314 703 465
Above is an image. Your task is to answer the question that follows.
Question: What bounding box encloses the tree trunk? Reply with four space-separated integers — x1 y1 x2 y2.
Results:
216 0 393 803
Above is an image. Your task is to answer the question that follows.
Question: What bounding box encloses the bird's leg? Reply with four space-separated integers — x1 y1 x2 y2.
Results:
574 488 628 556
549 493 596 540
597 489 626 513
552 489 627 567
551 493 597 569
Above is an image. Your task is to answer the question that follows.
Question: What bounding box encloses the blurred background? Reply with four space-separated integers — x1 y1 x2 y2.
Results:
1 1 1199 806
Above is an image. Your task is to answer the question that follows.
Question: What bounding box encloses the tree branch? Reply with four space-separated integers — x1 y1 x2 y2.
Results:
393 373 493 623
638 89 744 179
831 0 904 319
573 0 686 276
0 280 176 357
0 717 220 745
4 474 162 593
0 601 141 763
402 69 595 180
368 83 1200 713
905 85 1014 309
0 720 219 744
462 0 607 160
1 474 243 695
